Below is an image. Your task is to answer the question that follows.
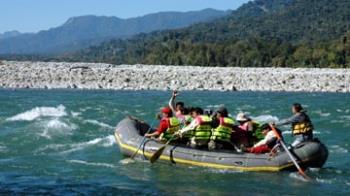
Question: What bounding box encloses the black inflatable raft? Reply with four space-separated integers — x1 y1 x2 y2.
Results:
114 117 328 172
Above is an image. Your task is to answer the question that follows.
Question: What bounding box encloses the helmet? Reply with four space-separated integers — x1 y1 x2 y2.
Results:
236 112 249 122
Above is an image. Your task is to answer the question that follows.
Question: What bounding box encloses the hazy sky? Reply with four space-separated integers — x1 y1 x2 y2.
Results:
0 0 251 33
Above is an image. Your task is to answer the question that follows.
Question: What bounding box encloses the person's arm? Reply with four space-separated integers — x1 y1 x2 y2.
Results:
253 131 275 147
168 91 177 113
247 121 254 132
145 120 167 138
179 119 198 135
276 114 301 126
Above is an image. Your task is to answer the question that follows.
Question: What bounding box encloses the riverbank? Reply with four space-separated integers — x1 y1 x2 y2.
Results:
0 61 349 92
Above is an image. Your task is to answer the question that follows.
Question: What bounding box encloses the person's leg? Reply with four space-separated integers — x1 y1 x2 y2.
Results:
291 135 304 147
249 145 271 154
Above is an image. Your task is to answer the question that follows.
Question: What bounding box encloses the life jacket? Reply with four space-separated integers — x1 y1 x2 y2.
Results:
181 115 194 139
292 113 313 135
194 115 212 141
211 117 234 142
160 117 181 140
252 121 265 141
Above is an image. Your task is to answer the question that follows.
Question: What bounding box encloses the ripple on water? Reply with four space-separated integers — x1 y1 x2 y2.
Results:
83 119 114 129
67 160 117 168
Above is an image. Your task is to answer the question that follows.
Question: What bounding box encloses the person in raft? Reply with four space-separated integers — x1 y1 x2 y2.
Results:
236 112 261 146
275 103 314 148
169 90 185 120
175 107 212 149
145 107 181 142
208 107 235 151
244 124 282 154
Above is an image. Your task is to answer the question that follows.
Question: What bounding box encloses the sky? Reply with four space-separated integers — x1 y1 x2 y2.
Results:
0 0 251 33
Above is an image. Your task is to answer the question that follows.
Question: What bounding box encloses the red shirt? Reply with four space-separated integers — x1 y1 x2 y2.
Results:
155 118 170 135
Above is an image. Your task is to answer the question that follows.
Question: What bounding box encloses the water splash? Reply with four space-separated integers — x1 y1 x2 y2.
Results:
6 105 67 121
39 118 77 139
289 172 309 182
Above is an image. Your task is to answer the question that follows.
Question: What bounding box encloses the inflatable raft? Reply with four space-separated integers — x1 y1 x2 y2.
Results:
114 117 328 172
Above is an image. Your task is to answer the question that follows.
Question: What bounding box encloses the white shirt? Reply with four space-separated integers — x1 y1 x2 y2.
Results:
254 131 277 147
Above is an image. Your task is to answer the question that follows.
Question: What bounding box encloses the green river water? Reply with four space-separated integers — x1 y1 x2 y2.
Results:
0 89 349 195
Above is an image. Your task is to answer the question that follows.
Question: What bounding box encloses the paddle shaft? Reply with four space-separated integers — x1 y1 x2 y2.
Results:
150 135 177 163
130 120 155 159
270 125 310 180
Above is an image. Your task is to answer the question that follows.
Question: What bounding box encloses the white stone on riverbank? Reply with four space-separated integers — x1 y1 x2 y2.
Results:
0 61 349 92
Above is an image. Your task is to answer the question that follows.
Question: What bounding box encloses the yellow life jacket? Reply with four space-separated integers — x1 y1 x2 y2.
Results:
160 117 181 140
292 113 313 135
292 122 313 135
211 117 234 142
194 115 212 141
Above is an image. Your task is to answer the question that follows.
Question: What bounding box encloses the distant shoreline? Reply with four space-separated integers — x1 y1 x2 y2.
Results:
0 61 349 93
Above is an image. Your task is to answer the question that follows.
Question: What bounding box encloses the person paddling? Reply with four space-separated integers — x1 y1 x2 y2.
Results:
244 124 282 154
275 103 314 148
175 107 212 149
208 107 235 151
145 107 180 142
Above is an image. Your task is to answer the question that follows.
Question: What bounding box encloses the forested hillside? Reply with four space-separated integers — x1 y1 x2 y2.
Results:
2 0 350 68
59 0 350 68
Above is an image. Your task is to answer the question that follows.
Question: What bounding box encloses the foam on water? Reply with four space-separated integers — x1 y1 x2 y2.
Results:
70 111 81 117
84 119 114 129
329 145 349 154
0 145 8 153
316 177 335 184
39 118 77 139
6 105 67 121
35 135 115 154
289 172 309 182
67 160 117 168
313 110 331 117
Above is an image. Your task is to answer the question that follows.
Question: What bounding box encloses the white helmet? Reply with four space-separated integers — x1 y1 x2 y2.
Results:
236 112 249 121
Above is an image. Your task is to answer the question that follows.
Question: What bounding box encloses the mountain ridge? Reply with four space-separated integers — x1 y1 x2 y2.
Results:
0 8 230 55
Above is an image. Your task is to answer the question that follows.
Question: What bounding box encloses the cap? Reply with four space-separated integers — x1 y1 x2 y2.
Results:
236 112 249 121
161 107 172 114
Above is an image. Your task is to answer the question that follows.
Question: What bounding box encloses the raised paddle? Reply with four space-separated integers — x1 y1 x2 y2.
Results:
149 135 177 164
270 124 311 180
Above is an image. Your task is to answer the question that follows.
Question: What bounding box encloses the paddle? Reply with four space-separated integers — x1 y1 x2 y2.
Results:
269 124 311 180
149 135 177 164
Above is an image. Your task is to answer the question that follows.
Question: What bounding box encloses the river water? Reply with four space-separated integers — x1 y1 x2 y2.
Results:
0 89 349 195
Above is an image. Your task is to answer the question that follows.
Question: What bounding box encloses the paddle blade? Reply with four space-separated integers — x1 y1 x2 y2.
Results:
150 145 166 164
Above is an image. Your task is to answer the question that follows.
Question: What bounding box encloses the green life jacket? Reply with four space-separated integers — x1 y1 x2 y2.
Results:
211 117 234 142
194 115 212 142
252 121 265 140
160 117 181 141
